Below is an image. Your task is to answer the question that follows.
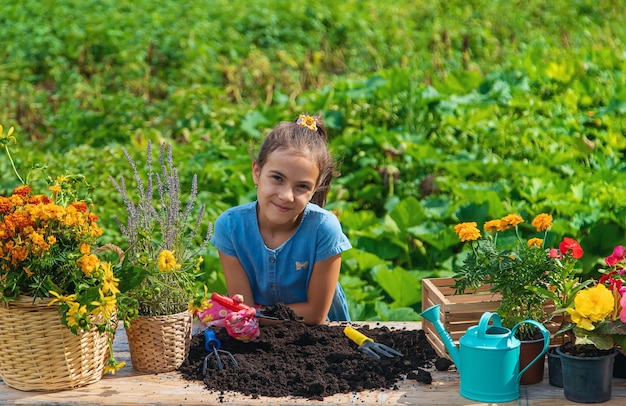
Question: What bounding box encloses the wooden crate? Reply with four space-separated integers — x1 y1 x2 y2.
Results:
421 277 563 359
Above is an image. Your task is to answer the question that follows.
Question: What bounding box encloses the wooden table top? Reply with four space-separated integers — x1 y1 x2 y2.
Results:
2 322 626 405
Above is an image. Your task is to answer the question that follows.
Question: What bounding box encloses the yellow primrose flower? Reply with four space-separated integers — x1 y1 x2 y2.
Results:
566 307 595 330
569 284 614 329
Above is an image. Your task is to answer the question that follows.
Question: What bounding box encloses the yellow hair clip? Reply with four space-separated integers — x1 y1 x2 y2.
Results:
296 114 317 132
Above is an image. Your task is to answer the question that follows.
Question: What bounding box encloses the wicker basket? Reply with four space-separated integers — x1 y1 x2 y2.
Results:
125 310 193 373
0 296 110 391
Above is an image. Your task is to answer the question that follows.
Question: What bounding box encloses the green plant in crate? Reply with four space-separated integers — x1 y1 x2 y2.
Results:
453 213 584 340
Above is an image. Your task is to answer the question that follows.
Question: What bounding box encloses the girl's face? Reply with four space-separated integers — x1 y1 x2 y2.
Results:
252 148 319 228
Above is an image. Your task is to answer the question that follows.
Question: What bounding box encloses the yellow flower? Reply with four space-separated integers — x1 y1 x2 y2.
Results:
100 262 120 295
104 361 126 375
531 213 553 232
193 256 204 273
567 284 614 330
454 222 481 242
566 307 595 330
296 114 317 131
79 242 91 254
48 291 77 306
527 238 543 248
91 289 117 319
66 301 87 328
158 249 181 273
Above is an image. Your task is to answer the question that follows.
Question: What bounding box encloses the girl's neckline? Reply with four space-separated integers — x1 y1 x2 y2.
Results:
256 202 309 251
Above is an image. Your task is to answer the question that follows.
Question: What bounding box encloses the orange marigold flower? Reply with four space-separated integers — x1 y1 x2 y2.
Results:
0 196 13 214
454 222 481 242
27 194 52 204
531 213 553 232
484 220 501 233
77 254 100 276
527 238 543 248
11 246 29 263
13 185 31 196
79 242 91 255
0 225 8 239
28 231 50 254
90 223 103 237
70 201 88 212
9 194 24 206
499 214 524 230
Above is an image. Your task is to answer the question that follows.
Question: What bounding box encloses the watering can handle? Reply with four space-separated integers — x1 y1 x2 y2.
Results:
511 320 550 380
477 312 503 339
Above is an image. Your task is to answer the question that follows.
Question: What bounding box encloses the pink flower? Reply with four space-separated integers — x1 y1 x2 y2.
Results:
606 245 626 267
549 248 561 258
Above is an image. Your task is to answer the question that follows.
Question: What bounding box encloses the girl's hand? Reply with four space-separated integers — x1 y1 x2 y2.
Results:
195 294 260 342
225 308 260 342
194 294 246 328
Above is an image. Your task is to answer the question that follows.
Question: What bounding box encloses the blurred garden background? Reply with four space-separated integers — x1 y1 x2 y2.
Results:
1 0 625 321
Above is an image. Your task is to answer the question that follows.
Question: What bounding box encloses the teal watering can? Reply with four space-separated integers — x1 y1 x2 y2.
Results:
421 304 549 403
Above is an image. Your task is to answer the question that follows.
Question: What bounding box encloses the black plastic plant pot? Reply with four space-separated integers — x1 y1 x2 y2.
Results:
557 346 617 403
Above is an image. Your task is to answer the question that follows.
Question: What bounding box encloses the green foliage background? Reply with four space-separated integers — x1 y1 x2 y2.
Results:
1 0 625 321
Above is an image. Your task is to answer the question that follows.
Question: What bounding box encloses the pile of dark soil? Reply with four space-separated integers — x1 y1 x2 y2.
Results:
180 319 449 400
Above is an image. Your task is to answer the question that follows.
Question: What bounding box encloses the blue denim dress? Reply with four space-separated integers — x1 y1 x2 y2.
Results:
211 202 352 321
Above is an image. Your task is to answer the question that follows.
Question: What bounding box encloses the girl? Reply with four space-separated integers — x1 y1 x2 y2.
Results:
210 114 351 324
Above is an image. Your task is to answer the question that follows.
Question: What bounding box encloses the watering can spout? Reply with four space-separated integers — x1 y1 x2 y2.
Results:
421 304 460 365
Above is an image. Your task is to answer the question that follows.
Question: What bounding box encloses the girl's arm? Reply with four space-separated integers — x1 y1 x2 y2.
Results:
218 251 255 308
289 253 342 325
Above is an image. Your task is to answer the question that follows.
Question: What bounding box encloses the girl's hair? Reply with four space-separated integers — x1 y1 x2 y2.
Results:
255 114 335 207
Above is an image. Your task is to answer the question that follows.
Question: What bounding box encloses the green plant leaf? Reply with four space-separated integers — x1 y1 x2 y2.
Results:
374 267 421 308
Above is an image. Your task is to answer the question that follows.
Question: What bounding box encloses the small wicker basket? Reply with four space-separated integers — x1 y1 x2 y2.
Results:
0 296 110 391
125 310 192 373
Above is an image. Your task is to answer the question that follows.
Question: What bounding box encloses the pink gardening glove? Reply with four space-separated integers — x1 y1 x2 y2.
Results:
195 294 246 328
225 307 260 343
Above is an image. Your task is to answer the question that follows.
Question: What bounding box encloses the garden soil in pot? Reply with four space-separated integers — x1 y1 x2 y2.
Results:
180 320 448 400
